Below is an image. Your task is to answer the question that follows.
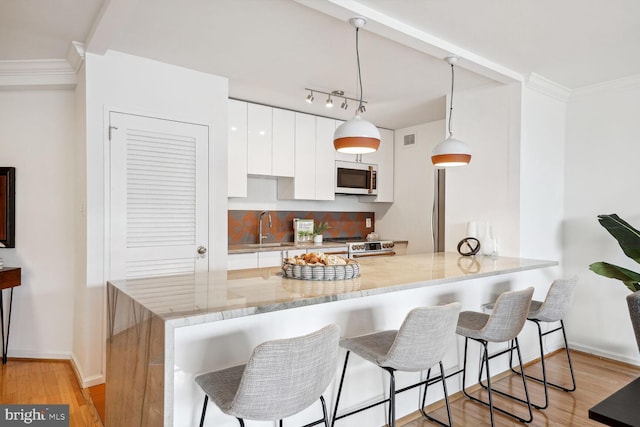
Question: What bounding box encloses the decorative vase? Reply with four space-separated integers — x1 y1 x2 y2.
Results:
627 290 640 354
481 222 493 256
313 234 323 244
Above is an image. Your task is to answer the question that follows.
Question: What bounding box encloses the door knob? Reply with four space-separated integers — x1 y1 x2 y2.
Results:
197 246 207 255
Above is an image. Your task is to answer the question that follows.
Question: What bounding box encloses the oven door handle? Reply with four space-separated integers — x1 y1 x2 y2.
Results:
324 251 349 256
352 251 396 258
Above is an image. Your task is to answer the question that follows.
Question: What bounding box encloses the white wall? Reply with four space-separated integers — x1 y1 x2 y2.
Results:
374 120 444 254
444 83 521 256
76 50 229 385
520 84 567 261
563 77 640 365
0 89 76 359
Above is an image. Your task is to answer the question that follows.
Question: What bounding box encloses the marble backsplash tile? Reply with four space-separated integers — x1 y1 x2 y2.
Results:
228 210 375 244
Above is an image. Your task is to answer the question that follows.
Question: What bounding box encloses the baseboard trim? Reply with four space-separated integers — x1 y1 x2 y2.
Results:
70 352 105 388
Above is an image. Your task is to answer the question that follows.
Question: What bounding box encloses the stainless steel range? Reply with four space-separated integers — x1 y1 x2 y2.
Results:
347 240 395 259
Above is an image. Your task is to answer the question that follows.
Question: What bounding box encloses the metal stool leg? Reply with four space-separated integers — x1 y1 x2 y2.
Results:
510 319 577 409
419 362 453 427
330 351 351 427
199 395 208 427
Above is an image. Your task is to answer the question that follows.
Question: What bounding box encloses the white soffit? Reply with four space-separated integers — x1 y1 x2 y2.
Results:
295 0 523 85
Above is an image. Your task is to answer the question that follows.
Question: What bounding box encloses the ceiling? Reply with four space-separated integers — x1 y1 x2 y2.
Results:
2 0 639 130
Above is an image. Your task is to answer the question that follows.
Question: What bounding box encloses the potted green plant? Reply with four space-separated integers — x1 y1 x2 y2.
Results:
312 222 331 244
589 213 640 353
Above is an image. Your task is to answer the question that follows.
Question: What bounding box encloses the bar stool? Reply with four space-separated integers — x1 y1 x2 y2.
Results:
331 302 461 427
508 278 577 409
456 287 534 426
195 324 340 427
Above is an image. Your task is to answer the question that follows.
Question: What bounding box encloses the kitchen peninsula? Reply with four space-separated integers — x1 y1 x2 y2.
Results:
106 252 557 427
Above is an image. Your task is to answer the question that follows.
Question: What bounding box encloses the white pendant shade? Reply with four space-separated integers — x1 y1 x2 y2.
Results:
431 136 472 167
333 115 381 154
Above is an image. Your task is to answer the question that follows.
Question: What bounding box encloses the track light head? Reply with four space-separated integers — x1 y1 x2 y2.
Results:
326 96 333 108
306 91 314 103
341 99 348 110
358 105 366 114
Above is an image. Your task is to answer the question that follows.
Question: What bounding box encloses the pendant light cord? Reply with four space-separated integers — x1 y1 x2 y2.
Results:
448 62 454 137
356 27 364 111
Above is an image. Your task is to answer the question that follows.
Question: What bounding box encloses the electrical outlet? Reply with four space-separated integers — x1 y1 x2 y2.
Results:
366 218 372 228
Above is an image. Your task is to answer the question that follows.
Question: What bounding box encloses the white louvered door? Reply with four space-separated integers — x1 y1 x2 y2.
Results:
109 112 209 280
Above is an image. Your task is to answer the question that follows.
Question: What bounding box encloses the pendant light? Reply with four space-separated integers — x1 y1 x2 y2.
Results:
333 17 380 154
431 56 472 167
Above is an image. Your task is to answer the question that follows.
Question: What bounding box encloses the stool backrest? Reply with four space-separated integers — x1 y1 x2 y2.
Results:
230 324 340 420
383 302 461 372
482 287 534 342
530 278 576 322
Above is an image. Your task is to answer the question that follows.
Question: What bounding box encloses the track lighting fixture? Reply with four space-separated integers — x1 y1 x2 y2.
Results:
304 88 366 110
431 56 472 167
333 17 380 154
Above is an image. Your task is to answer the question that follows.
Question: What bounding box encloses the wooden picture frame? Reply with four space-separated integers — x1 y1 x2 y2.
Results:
0 167 15 248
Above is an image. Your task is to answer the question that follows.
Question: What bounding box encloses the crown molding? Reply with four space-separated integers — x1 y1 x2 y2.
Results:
67 41 86 73
0 59 77 89
524 73 571 102
570 74 640 100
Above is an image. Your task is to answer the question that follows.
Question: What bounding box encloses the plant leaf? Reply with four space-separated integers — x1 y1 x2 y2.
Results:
597 214 640 264
589 261 640 292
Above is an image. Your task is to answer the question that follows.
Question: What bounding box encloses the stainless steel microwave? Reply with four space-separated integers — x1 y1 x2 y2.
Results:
335 160 378 195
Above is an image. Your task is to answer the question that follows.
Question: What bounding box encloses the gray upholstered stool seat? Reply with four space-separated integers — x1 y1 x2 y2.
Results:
195 324 340 427
507 278 577 409
331 302 461 427
455 287 534 426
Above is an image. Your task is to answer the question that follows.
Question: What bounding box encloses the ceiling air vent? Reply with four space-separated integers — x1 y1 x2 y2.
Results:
403 133 416 147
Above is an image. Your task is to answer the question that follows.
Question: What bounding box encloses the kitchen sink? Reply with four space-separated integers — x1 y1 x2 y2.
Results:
246 242 294 248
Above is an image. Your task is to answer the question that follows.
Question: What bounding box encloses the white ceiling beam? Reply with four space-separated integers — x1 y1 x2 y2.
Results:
85 0 139 55
295 0 523 85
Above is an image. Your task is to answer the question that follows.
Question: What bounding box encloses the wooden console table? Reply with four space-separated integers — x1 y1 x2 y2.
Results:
589 376 640 426
0 267 21 364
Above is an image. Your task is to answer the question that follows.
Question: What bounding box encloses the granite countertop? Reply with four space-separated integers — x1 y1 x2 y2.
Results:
228 241 349 254
108 252 557 327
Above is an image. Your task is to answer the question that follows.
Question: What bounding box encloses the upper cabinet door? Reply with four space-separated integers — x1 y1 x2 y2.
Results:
272 108 295 177
228 100 248 197
315 117 337 201
291 112 316 200
247 103 273 176
360 127 394 202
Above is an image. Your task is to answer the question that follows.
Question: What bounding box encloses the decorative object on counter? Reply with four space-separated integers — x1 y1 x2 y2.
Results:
431 57 472 167
589 214 640 293
466 221 478 238
333 17 380 154
294 218 314 243
366 232 379 241
457 237 480 256
313 221 331 243
0 258 3 269
481 222 497 256
282 253 360 281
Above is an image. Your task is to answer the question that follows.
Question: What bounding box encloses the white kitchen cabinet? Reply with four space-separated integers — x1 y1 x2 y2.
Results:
278 113 336 201
258 251 283 268
315 117 337 200
246 103 295 178
247 103 273 176
272 108 295 177
227 252 258 270
359 127 394 203
228 99 248 197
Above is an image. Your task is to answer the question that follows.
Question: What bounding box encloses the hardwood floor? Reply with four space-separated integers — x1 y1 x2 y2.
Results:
399 350 640 426
0 350 637 427
0 359 103 427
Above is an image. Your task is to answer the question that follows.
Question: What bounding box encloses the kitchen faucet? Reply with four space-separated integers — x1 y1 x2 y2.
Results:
258 211 272 244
